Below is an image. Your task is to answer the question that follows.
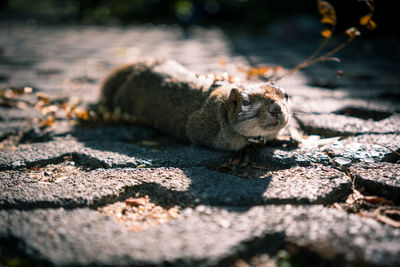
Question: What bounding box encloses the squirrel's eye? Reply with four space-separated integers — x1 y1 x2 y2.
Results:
284 93 289 100
242 100 250 106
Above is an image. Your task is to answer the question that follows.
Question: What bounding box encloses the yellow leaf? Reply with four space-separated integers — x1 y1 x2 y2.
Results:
367 20 377 30
321 28 332 38
318 1 335 16
318 1 336 26
359 13 372 25
40 115 55 128
345 27 361 38
36 92 50 104
320 16 336 25
75 109 89 120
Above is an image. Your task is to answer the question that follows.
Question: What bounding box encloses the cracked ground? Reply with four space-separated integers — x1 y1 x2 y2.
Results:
0 22 400 266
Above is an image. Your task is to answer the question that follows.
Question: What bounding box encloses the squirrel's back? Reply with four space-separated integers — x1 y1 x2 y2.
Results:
100 58 216 140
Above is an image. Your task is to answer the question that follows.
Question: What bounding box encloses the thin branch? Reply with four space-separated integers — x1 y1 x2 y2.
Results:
306 33 331 61
272 36 355 82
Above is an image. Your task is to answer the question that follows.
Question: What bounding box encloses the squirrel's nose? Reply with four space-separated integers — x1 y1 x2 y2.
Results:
269 103 282 115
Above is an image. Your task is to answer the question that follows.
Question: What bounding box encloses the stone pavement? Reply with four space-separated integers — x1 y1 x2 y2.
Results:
0 22 400 266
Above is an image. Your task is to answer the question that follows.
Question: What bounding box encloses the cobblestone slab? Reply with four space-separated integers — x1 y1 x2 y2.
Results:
350 162 400 202
290 97 399 115
259 133 399 168
295 113 400 137
1 205 399 266
259 146 332 167
319 134 400 168
0 164 350 209
0 138 226 170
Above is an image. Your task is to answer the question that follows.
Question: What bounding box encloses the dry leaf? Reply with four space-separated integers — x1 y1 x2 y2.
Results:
40 115 55 128
359 13 372 25
345 27 361 38
359 13 376 30
167 207 180 218
36 92 50 104
320 16 336 26
75 109 90 121
366 20 377 30
238 65 285 80
321 28 332 38
318 1 337 26
363 196 394 205
125 197 147 207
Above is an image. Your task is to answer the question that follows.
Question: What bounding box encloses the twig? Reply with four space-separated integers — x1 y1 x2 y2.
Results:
273 36 355 82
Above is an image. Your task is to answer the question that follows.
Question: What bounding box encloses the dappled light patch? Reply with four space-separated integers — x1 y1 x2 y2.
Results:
23 155 90 183
98 194 180 232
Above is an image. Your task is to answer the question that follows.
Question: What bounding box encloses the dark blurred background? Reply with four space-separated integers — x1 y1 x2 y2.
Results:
0 0 397 35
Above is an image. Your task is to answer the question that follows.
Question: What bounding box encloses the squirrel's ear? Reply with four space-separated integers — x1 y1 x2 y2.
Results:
228 88 240 108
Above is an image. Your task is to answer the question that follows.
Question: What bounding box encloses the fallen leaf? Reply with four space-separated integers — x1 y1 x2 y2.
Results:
125 197 147 207
36 92 50 104
75 109 90 120
39 115 55 128
168 207 180 218
364 196 394 205
237 65 285 80
136 164 146 168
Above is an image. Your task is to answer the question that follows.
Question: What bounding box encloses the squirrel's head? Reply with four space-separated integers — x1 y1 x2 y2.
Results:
226 83 290 138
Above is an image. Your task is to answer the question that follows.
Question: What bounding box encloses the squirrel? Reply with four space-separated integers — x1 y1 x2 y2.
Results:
99 58 290 151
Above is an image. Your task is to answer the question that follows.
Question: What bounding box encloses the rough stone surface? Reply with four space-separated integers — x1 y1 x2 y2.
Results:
350 162 400 202
0 138 227 169
321 134 400 166
0 165 350 209
295 113 400 137
1 206 399 267
1 22 400 266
